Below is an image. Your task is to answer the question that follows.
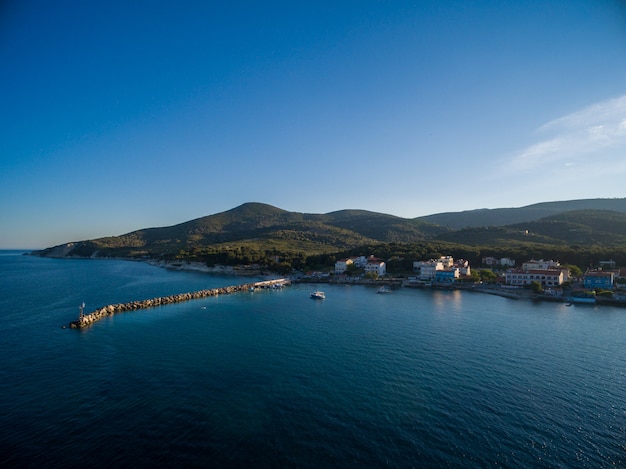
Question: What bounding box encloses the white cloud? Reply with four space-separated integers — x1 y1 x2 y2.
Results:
501 94 626 175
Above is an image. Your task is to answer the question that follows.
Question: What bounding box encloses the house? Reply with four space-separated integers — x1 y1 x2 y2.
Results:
338 255 386 276
482 257 515 268
559 267 571 283
350 255 381 268
414 256 471 280
598 260 616 269
454 259 471 276
522 259 560 271
583 270 614 289
505 269 564 287
413 259 444 280
334 258 354 274
364 258 386 276
435 269 460 283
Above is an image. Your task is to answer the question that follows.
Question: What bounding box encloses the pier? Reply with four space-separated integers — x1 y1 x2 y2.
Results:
69 278 290 329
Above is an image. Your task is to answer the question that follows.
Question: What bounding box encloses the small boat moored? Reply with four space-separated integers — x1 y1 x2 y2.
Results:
310 291 326 299
377 286 392 294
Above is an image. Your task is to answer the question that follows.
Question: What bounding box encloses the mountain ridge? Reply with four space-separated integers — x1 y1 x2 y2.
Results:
419 198 626 229
34 198 626 264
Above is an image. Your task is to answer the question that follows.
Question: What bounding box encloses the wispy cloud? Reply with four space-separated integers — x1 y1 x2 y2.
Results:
505 94 626 173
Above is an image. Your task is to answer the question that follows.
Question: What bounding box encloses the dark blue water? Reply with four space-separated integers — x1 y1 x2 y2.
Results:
1 251 625 467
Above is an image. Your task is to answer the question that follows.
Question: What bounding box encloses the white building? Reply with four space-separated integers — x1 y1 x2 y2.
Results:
522 259 560 271
353 256 370 268
334 258 354 274
364 259 386 276
482 257 516 267
339 255 386 276
454 259 471 276
414 256 473 280
505 269 564 287
413 260 444 280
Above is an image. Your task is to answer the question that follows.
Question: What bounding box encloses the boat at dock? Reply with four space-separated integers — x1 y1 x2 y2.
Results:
310 291 326 299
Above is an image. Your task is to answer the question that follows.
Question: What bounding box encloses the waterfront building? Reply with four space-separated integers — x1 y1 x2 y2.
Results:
336 255 387 277
364 258 386 276
583 270 615 289
505 268 564 287
334 258 354 274
352 255 380 268
559 267 571 283
435 269 459 283
414 256 471 280
454 259 471 276
413 260 444 280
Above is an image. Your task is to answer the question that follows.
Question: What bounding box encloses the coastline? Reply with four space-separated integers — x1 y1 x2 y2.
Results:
30 252 625 314
296 276 626 307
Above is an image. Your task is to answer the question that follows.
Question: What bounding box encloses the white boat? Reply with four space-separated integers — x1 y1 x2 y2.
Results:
310 291 325 299
377 286 392 294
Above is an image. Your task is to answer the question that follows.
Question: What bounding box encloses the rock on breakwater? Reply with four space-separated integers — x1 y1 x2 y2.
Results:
68 279 290 329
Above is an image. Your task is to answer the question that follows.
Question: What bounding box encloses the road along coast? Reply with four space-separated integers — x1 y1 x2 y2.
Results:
68 279 290 329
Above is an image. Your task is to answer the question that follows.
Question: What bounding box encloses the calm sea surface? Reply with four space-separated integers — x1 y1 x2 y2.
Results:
1 251 625 467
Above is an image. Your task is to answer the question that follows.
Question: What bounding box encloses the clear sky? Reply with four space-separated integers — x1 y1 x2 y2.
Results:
2 0 626 249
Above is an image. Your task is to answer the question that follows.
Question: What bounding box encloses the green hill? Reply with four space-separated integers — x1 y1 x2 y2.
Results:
34 200 626 270
36 202 445 260
319 209 448 242
418 198 626 229
435 209 626 247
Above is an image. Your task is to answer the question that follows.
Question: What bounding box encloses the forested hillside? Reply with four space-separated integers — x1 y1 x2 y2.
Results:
418 198 626 229
34 200 626 272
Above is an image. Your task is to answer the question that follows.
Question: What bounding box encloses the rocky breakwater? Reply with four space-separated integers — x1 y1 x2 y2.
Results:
69 282 261 329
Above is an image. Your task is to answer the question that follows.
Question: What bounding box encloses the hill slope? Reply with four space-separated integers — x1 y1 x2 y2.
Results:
37 202 446 259
435 210 626 247
34 200 626 265
418 198 626 229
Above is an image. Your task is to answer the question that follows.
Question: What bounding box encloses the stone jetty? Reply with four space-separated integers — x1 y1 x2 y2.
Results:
69 278 290 329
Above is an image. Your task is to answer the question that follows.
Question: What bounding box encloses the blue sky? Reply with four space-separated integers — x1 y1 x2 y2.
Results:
2 0 626 248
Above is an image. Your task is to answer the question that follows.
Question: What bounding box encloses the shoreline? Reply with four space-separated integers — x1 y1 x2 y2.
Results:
296 277 626 307
146 259 271 277
36 255 625 323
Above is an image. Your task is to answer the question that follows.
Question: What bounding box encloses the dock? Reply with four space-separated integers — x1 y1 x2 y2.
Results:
69 278 290 329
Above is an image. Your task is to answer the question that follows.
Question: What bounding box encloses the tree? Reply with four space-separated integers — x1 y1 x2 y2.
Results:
468 270 481 283
564 264 582 278
365 271 379 280
479 269 498 282
529 281 543 294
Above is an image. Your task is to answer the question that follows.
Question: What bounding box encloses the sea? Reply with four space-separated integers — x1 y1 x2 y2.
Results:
1 250 625 468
